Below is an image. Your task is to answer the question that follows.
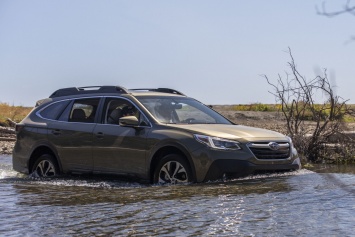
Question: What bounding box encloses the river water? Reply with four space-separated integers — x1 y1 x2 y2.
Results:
1 155 355 236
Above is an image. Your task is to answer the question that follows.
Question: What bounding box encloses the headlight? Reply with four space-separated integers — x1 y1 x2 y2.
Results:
194 134 241 150
286 136 294 147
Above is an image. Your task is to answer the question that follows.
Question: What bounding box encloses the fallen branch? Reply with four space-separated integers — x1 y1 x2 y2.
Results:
0 137 16 141
6 118 17 127
0 127 15 134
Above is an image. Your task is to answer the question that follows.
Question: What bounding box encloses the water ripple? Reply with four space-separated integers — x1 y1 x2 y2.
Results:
1 155 355 236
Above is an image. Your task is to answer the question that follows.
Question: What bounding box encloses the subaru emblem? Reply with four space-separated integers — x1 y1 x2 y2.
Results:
268 142 280 150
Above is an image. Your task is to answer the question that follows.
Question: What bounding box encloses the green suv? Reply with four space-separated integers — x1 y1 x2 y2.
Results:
13 86 301 183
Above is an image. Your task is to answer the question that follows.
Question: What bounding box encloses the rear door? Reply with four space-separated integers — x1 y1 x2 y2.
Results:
47 98 100 173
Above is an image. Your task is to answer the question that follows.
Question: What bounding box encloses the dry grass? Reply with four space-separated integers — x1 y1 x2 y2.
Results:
0 103 32 126
231 103 281 112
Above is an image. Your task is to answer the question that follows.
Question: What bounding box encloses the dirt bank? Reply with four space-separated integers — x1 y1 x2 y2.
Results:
213 106 287 133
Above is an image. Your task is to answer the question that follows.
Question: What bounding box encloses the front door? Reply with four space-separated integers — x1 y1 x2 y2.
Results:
92 98 149 176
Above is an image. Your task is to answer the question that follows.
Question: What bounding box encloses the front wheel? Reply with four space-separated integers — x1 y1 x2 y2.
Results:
153 154 193 184
31 154 59 177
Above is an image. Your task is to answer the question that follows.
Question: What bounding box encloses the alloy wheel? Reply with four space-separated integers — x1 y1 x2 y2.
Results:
34 160 56 177
158 161 189 184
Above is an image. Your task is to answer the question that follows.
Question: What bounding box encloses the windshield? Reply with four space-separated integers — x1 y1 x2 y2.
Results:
137 96 232 124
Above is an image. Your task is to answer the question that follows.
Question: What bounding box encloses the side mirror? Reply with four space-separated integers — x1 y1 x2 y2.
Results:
119 116 139 126
174 104 182 109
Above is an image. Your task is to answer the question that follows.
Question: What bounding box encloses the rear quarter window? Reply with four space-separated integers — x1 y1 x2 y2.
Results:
39 101 70 120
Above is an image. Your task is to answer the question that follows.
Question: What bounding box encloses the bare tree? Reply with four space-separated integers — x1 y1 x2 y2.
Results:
317 1 355 41
263 47 353 162
317 0 355 17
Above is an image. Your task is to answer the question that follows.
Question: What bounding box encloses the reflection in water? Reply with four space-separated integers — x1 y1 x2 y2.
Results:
1 155 355 236
8 171 301 206
309 163 355 174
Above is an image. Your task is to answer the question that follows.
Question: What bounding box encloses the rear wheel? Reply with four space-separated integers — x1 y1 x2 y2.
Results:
31 154 59 177
153 154 193 184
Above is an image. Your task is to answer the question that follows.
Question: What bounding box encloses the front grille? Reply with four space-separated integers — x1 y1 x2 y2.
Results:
247 142 290 159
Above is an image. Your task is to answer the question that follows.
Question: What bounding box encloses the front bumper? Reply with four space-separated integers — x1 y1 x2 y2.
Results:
191 143 301 182
203 157 301 181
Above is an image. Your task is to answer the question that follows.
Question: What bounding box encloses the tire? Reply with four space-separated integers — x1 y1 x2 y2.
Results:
31 154 59 177
153 154 193 184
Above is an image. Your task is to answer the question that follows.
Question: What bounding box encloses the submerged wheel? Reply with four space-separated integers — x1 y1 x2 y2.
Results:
31 154 59 177
153 154 193 184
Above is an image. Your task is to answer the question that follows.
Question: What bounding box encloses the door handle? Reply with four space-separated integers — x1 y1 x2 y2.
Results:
51 129 61 135
96 132 104 139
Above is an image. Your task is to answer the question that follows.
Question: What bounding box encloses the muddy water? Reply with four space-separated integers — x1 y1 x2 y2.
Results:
1 155 355 236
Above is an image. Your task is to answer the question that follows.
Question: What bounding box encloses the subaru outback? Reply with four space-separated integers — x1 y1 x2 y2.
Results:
12 86 301 184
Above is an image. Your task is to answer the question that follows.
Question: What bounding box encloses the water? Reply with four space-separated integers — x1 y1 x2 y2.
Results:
1 155 355 236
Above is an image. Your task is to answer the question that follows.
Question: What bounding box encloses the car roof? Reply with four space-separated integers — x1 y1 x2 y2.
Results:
34 86 188 107
49 86 186 98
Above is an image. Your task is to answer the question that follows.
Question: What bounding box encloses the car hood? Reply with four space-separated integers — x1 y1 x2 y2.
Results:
167 124 287 142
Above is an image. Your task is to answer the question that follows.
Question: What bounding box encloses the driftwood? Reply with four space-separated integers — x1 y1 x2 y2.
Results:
0 137 16 141
0 127 15 134
0 125 16 141
6 118 17 127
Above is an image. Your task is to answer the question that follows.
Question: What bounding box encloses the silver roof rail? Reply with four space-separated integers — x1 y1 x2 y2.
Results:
130 88 185 96
49 86 129 98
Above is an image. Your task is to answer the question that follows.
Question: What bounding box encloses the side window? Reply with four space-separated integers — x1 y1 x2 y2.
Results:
104 98 149 126
69 98 100 123
104 98 136 124
39 100 70 120
58 98 100 123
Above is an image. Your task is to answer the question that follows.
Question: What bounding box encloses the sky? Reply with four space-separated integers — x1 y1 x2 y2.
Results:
1 0 355 106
